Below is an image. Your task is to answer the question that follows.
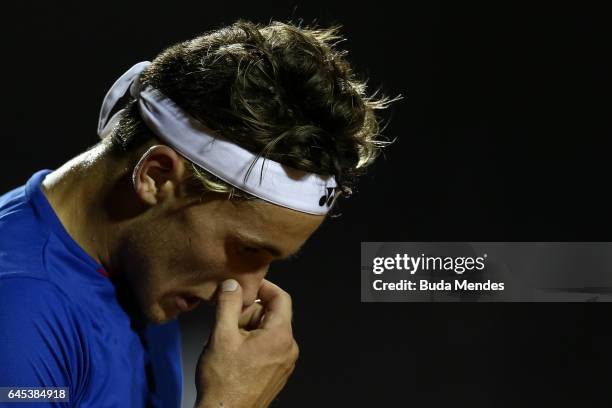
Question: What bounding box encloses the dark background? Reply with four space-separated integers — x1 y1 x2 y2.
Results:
2 1 611 406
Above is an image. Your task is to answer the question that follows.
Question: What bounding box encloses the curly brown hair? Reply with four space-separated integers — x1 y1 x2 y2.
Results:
110 19 399 204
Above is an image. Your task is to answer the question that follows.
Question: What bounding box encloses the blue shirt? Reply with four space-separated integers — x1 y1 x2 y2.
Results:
0 170 182 407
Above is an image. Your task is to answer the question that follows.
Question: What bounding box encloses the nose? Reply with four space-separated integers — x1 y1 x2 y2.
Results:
237 267 268 307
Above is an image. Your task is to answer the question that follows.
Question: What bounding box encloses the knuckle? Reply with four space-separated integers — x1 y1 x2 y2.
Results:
272 329 294 350
290 340 300 362
272 286 292 305
281 290 293 308
216 294 237 308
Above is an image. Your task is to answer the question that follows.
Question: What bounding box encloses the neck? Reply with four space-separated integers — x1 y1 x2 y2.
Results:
41 139 129 276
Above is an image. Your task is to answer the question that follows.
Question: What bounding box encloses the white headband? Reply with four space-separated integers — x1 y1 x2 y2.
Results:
97 62 338 215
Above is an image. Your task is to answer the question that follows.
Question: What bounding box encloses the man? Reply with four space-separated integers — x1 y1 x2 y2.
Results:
0 20 395 407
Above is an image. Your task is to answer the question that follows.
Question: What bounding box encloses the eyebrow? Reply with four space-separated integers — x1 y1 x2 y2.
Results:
237 233 303 260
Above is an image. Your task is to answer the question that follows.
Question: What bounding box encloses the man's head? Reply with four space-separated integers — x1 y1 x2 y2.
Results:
101 20 395 323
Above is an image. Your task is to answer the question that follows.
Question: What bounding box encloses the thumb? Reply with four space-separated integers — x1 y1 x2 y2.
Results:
213 279 243 335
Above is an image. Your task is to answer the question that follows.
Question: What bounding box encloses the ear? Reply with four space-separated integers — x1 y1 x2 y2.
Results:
131 145 187 206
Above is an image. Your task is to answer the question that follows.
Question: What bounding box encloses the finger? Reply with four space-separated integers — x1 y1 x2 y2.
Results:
257 279 293 329
238 302 265 330
213 279 243 336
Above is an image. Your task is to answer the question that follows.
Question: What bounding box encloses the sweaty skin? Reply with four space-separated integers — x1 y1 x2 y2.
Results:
41 137 326 406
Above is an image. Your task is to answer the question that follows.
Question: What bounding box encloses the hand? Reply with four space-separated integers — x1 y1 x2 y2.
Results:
195 279 299 408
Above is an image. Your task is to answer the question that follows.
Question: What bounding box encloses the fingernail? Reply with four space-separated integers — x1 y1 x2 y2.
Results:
222 279 239 292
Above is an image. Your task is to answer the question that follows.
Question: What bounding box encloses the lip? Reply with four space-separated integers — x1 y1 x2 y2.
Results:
175 294 202 313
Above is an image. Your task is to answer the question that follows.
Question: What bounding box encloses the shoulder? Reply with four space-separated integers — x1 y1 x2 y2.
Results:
0 277 90 399
0 276 90 353
0 275 77 318
0 185 49 280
